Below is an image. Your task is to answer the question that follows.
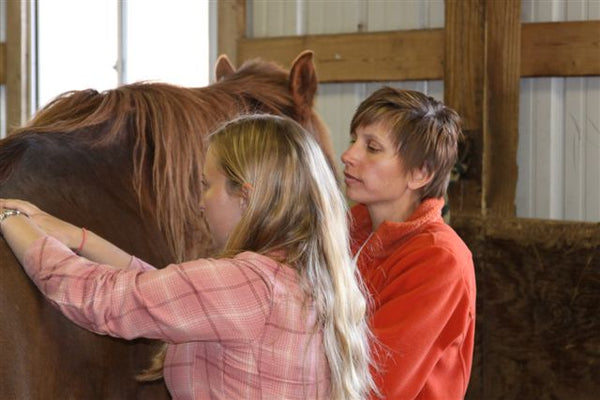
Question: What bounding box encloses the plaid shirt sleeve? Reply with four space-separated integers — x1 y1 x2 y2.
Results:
22 236 272 344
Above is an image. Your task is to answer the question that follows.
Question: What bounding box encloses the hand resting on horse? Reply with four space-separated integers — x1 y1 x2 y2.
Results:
0 198 132 269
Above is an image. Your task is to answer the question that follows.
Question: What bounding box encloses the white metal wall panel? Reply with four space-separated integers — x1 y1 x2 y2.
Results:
251 0 298 37
305 0 363 34
517 78 535 216
563 77 600 221
518 0 599 221
366 0 444 31
316 84 366 172
304 0 365 173
582 77 600 221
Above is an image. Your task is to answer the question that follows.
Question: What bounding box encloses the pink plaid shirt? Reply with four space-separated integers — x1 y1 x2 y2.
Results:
23 236 331 399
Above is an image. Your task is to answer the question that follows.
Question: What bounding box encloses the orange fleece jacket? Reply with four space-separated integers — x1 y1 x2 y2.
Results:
350 198 476 400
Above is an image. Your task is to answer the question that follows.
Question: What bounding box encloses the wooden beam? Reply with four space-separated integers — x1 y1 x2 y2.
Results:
482 0 521 217
217 0 246 67
0 42 5 85
444 0 485 131
444 0 485 218
237 20 600 82
452 215 600 249
521 21 600 77
6 0 32 134
239 29 444 81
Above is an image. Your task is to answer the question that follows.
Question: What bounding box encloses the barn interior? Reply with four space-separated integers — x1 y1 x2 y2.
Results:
1 1 599 399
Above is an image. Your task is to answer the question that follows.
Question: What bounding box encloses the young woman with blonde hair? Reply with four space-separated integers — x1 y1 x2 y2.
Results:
0 114 376 399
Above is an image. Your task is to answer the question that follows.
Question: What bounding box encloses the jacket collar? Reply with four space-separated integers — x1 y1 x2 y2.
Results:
350 198 445 258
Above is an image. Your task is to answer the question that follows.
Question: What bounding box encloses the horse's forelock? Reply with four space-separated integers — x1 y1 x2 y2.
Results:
118 83 212 261
217 59 295 113
229 59 337 171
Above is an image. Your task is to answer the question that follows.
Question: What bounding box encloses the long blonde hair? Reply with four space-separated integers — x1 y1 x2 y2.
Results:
210 114 376 399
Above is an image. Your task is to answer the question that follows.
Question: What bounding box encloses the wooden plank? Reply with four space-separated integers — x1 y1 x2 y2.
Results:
0 42 5 84
482 0 521 217
444 0 485 218
452 215 600 248
521 21 600 77
6 0 31 134
444 0 485 131
238 20 599 82
217 0 246 66
238 29 445 81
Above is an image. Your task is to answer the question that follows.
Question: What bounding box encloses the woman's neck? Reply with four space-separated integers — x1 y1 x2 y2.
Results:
367 193 421 231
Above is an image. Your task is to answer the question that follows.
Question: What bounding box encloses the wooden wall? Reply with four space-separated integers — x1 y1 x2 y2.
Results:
219 0 600 398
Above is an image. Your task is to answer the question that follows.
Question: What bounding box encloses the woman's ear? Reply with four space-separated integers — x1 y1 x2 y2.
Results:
408 166 434 191
238 192 248 210
239 183 253 210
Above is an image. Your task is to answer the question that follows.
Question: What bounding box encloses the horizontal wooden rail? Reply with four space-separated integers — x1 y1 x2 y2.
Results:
521 21 600 77
239 20 600 82
2 21 596 86
2 21 597 86
240 29 445 82
452 215 600 249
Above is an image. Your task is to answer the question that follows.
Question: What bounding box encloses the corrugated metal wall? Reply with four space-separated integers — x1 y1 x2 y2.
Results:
518 0 599 221
250 0 599 222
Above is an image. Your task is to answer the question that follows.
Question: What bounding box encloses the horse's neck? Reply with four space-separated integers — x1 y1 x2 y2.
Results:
0 133 173 267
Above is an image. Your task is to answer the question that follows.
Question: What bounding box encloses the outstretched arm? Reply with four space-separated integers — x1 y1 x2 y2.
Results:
0 199 133 269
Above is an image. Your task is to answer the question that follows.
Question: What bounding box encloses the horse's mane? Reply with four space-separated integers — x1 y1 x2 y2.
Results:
4 57 322 262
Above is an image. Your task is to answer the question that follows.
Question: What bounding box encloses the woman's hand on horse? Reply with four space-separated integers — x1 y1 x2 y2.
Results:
0 199 81 249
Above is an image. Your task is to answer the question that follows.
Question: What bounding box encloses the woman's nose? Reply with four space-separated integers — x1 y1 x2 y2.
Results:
341 144 356 166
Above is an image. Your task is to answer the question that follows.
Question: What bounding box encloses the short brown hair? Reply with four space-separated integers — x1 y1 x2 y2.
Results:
351 86 462 199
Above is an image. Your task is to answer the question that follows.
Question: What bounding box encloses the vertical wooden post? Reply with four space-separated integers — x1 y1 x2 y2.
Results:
446 2 522 398
445 0 521 218
217 0 246 67
444 0 485 216
482 0 521 217
5 0 32 134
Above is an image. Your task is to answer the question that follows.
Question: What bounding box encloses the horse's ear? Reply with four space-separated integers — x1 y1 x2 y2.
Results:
215 54 236 81
289 50 318 109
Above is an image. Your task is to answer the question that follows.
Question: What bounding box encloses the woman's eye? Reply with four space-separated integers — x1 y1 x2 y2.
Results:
367 143 380 152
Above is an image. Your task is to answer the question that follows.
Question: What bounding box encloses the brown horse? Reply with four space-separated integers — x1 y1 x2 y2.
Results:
0 51 334 399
